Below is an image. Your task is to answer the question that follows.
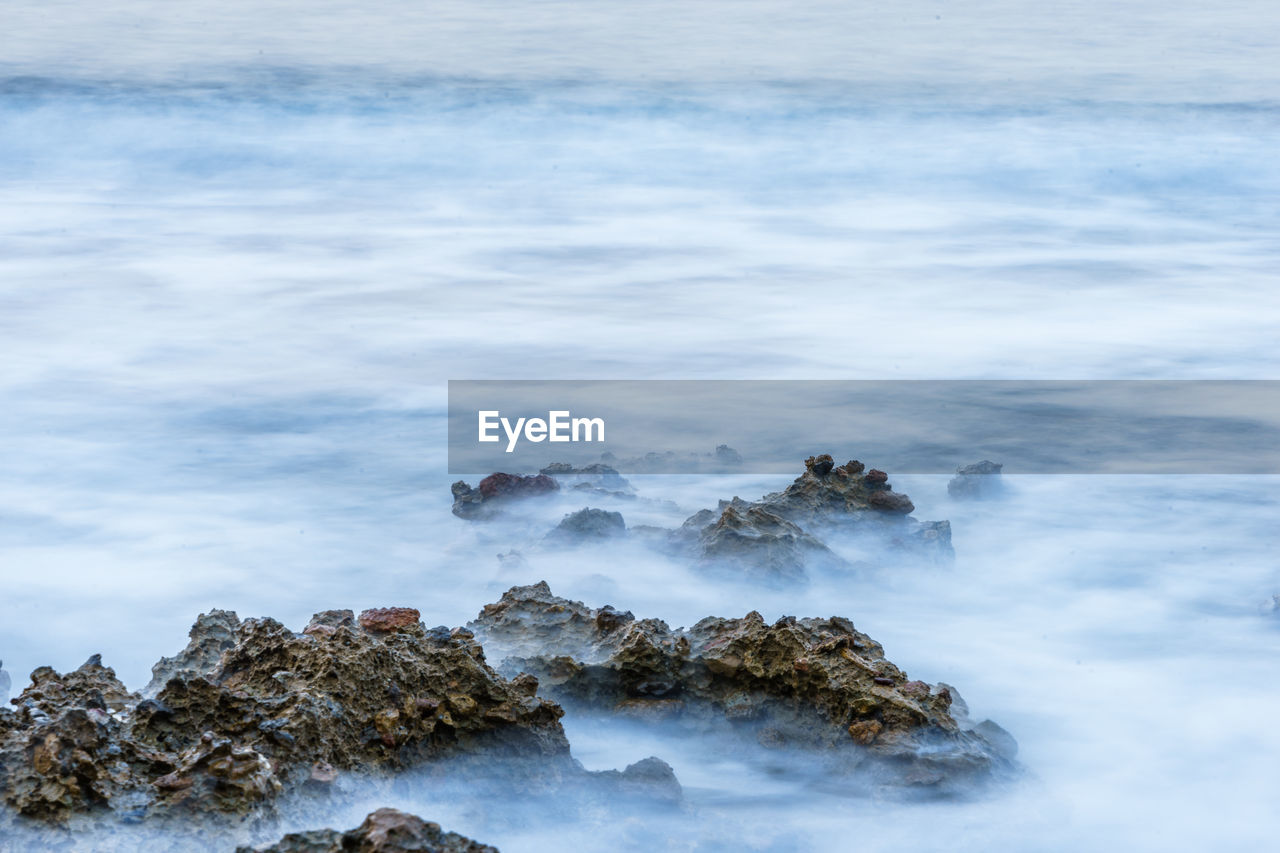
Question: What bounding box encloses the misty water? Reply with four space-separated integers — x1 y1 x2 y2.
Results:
2 1 1279 850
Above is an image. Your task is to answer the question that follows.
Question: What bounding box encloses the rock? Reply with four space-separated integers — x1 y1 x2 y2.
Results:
451 473 558 520
303 610 355 638
718 454 950 561
692 502 843 584
0 656 149 820
1 607 575 824
145 609 241 697
237 807 499 853
471 583 1017 795
590 756 683 806
757 455 918 522
659 455 952 579
544 508 627 544
357 607 421 633
0 659 10 705
152 733 282 814
948 460 1004 499
478 472 558 500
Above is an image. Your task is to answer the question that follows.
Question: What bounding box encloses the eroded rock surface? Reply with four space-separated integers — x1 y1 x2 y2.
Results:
471 582 1016 796
237 807 498 853
687 502 843 584
145 609 241 697
1 608 573 826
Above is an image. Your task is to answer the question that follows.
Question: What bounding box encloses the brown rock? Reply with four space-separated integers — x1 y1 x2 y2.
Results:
470 583 1017 794
358 607 421 633
477 472 558 499
848 719 883 745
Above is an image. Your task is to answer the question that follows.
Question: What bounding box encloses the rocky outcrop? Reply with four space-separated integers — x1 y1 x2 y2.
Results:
0 656 151 822
145 609 240 697
544 508 627 544
451 473 558 520
685 501 844 584
237 808 498 853
948 460 1004 499
662 455 952 582
0 659 10 705
1 608 573 825
751 454 918 523
471 583 1016 796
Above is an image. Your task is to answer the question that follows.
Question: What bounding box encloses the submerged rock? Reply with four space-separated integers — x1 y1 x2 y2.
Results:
471 583 1017 796
451 473 558 520
948 460 1004 500
690 501 843 584
544 508 627 544
663 455 952 581
540 463 635 497
237 807 499 853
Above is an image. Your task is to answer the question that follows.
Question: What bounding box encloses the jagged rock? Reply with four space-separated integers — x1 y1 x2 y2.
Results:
948 460 1004 500
540 463 635 496
451 473 558 520
668 455 953 576
757 455 916 522
1 608 575 825
145 609 241 697
544 508 627 544
471 583 1016 795
134 612 572 782
303 610 355 638
692 502 842 583
237 807 499 853
0 656 155 821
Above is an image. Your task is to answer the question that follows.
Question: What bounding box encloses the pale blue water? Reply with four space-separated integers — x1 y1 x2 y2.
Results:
2 2 1279 850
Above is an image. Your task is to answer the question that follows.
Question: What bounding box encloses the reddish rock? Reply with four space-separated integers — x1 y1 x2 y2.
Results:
358 607 421 633
477 472 557 500
864 469 889 485
868 490 915 514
